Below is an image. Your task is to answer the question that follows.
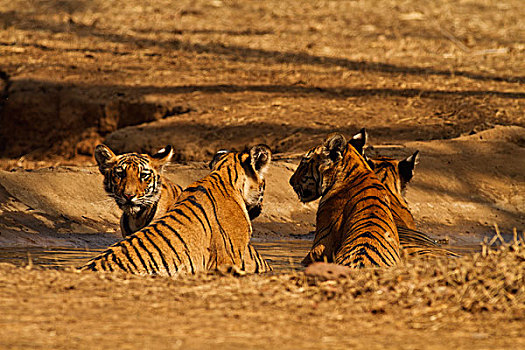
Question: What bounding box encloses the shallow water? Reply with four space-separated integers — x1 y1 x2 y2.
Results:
0 240 312 272
252 240 311 272
0 247 105 269
0 239 482 273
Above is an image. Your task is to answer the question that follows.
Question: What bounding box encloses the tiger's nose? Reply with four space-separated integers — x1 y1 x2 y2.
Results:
123 193 135 201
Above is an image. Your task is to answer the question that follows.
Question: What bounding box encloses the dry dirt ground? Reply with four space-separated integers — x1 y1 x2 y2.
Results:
0 0 524 348
0 241 523 349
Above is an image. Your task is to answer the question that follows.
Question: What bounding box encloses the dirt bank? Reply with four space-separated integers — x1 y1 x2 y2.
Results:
0 126 523 248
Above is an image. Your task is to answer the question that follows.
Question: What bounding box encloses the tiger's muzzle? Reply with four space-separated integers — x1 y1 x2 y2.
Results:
291 184 315 203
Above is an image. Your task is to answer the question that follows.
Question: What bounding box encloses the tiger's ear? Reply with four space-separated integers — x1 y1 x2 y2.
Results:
348 128 367 155
398 150 419 185
249 144 272 175
209 149 230 169
323 133 346 162
151 145 174 170
94 144 117 172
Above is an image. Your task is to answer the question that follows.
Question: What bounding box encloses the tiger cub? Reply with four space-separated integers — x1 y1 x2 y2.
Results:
81 145 272 275
289 133 401 268
348 130 420 232
351 130 459 258
367 153 419 230
94 144 183 238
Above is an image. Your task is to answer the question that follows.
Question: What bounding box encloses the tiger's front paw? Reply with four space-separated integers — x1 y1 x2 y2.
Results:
301 245 327 266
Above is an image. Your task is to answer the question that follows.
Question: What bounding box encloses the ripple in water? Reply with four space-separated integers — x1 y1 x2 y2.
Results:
0 240 312 272
0 247 104 269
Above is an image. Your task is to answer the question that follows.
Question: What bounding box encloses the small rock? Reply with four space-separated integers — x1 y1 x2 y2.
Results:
305 262 352 280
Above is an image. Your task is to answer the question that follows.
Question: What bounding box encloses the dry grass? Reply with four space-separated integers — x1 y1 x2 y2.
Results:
0 232 523 349
296 229 524 315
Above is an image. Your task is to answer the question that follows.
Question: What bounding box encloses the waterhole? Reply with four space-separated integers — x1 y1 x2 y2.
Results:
0 240 312 272
0 239 481 273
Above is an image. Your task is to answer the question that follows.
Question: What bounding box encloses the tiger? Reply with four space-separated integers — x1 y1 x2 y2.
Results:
81 145 273 275
289 133 401 268
351 129 459 258
94 144 184 238
208 150 265 222
367 153 419 230
344 129 419 231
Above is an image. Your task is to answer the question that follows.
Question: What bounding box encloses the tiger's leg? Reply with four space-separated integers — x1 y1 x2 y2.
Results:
243 243 272 273
210 243 271 274
302 221 342 266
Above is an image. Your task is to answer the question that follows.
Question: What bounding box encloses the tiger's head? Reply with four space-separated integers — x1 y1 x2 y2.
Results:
289 129 372 203
345 128 420 197
367 151 419 197
290 132 360 202
209 144 271 220
94 144 174 214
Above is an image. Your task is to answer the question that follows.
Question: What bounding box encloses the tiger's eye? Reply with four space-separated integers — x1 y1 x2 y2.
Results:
140 172 151 180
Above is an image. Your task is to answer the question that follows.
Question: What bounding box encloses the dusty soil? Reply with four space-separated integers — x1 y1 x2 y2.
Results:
0 0 524 348
0 239 523 349
0 0 523 164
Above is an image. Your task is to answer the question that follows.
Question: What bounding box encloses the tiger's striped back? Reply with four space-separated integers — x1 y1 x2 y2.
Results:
347 129 459 259
290 133 400 268
82 145 273 275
